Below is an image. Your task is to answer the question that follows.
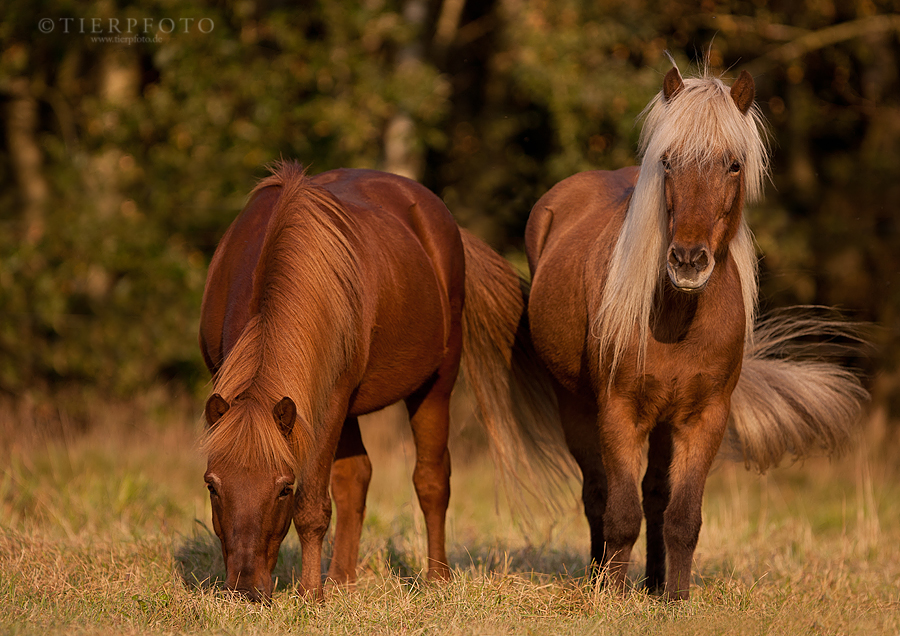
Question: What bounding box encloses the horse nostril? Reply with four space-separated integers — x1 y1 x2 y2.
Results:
691 248 709 271
667 245 686 268
668 244 711 275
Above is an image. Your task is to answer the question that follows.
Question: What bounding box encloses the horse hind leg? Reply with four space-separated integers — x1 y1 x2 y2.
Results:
404 372 454 582
642 421 673 594
327 416 372 586
555 387 608 577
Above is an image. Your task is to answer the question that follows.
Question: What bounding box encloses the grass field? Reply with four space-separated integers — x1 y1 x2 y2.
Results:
1 390 899 635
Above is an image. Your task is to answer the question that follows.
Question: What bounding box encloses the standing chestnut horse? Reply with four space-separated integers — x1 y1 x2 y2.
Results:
199 162 560 601
525 67 866 600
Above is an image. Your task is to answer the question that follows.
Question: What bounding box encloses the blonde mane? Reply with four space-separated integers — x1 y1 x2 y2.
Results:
592 68 770 379
202 162 362 472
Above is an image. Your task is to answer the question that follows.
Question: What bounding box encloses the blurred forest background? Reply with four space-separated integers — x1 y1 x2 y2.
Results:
1 0 899 431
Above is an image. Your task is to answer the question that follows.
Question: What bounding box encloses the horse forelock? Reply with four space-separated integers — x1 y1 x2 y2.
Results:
205 161 361 471
638 74 769 203
201 391 298 473
593 70 768 380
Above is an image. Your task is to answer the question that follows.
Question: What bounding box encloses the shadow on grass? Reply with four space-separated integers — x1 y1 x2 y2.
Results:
174 519 596 594
173 521 777 603
449 542 592 581
366 534 593 584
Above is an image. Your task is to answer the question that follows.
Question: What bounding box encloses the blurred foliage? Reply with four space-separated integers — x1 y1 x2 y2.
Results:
0 0 898 413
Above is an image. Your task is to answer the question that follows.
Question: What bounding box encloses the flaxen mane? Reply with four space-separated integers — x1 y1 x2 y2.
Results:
592 69 769 376
202 162 362 471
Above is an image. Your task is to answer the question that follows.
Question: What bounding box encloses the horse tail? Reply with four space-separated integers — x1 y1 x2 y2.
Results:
458 229 575 504
725 309 870 472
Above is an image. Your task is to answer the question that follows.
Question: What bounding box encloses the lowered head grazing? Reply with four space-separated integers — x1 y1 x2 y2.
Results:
202 392 299 602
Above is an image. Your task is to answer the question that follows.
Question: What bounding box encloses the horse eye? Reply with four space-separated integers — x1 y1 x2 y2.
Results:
729 161 741 174
661 156 672 172
206 483 218 497
278 485 294 499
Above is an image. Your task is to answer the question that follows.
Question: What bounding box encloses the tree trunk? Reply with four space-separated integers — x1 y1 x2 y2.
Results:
6 78 48 245
382 0 429 180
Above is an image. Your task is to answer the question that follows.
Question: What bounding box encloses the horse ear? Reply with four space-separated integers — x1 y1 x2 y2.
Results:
273 397 296 438
205 393 230 428
663 67 684 102
730 70 755 115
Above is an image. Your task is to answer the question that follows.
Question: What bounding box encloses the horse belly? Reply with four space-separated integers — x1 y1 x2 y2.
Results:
528 278 587 392
529 255 589 394
349 254 452 416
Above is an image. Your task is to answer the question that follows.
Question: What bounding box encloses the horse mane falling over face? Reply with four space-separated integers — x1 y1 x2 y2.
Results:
199 164 364 601
593 67 769 376
202 163 363 475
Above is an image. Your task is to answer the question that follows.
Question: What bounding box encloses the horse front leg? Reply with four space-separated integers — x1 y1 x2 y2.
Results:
293 407 348 599
293 469 332 600
664 401 729 600
597 397 648 591
642 421 673 593
327 416 372 586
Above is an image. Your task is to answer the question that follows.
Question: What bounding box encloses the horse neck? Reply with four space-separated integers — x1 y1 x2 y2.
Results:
649 281 699 344
591 168 666 375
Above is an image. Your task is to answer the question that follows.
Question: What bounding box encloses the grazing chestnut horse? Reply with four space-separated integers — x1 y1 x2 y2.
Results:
525 67 866 600
199 162 560 601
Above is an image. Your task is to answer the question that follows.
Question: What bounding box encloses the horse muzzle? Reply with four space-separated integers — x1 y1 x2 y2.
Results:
666 243 714 292
225 554 274 602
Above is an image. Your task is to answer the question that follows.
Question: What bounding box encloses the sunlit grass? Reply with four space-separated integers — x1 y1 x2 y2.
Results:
1 392 899 634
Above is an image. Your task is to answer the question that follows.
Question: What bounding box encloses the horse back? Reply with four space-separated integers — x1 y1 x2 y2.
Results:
312 168 463 313
199 185 282 374
200 168 464 414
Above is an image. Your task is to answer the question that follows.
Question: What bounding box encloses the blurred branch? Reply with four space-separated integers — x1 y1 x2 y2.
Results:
696 14 809 41
434 0 466 54
457 14 496 46
743 14 900 75
45 88 79 151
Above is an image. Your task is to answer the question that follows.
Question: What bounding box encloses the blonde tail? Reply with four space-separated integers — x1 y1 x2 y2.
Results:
726 309 870 472
458 229 575 504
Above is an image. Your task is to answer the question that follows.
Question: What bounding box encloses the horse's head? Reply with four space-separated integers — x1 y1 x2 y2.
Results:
203 392 297 602
659 66 756 293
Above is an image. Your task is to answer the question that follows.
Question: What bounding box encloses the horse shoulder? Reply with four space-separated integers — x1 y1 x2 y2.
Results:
701 253 747 381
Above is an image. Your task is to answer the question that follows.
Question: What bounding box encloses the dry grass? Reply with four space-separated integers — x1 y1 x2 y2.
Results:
1 391 899 635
